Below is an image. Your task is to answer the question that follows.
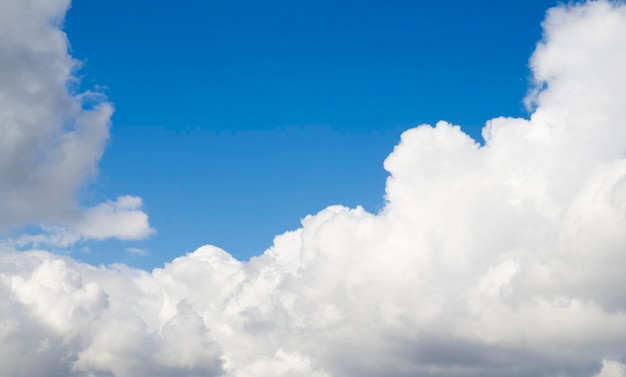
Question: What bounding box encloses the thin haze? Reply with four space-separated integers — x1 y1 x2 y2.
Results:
1 0 626 376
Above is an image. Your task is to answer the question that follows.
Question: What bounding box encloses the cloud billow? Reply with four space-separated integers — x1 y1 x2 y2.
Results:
0 0 153 245
2 1 626 376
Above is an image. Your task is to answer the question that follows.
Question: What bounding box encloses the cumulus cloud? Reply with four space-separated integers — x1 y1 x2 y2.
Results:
0 0 152 244
75 196 154 241
2 0 626 377
595 360 626 377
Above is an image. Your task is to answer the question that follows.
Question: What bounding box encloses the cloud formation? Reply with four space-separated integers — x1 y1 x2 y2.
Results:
2 0 626 376
0 0 152 244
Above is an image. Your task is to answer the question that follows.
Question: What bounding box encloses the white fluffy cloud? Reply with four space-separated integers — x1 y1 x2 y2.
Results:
2 0 626 376
0 0 152 244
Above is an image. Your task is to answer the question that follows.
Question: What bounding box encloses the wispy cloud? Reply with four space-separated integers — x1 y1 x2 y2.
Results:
126 247 149 257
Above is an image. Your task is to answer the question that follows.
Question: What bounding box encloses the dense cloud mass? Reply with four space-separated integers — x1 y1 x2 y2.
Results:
2 0 626 376
0 0 152 244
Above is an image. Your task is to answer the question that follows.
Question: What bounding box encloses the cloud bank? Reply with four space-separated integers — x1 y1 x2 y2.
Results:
2 0 626 376
0 0 152 245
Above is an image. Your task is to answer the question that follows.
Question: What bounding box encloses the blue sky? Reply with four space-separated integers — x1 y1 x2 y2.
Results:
64 0 559 268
